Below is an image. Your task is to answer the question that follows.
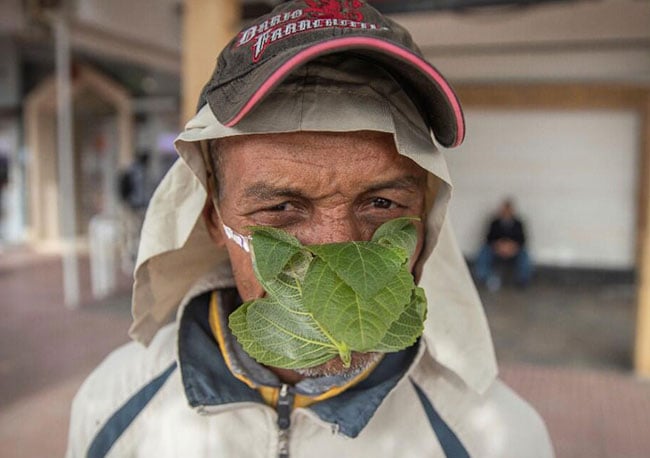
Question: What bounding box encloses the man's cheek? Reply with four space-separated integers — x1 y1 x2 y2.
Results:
235 276 265 301
230 257 265 300
409 231 426 269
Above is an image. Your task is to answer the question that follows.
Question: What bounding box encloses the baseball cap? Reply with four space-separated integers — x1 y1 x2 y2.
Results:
197 0 465 148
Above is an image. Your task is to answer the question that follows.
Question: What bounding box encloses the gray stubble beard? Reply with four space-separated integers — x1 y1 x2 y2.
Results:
293 351 383 378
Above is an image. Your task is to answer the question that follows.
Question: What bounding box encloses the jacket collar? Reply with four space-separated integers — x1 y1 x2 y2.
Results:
178 289 421 437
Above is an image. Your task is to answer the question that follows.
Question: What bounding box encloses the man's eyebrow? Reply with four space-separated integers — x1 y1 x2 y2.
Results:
244 183 306 200
363 176 426 194
243 176 425 201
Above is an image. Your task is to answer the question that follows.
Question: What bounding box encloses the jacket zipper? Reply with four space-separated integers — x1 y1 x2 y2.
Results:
276 384 294 458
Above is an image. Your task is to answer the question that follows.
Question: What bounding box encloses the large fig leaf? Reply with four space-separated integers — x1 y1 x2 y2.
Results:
302 259 413 351
371 216 419 256
245 297 341 361
229 303 336 369
374 287 427 352
249 226 304 282
306 242 406 300
257 252 312 308
228 218 427 370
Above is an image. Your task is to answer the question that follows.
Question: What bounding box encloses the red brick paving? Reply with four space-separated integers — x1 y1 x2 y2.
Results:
502 363 650 457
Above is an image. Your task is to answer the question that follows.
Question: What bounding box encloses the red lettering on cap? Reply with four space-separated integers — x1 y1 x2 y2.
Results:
237 1 385 62
305 0 364 22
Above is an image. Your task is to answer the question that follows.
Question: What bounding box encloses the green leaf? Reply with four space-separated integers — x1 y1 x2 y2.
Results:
228 218 428 370
245 296 339 362
306 242 406 299
374 287 427 352
371 216 419 256
249 226 304 282
257 252 311 309
302 259 413 351
229 303 335 369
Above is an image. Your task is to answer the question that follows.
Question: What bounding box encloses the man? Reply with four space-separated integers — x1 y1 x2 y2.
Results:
474 199 533 290
118 151 155 266
67 1 553 457
0 152 8 241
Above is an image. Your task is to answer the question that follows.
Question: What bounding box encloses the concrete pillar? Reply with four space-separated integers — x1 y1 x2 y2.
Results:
181 0 241 124
635 95 650 377
118 106 134 169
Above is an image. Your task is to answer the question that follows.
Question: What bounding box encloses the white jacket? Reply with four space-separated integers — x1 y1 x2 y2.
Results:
67 288 552 458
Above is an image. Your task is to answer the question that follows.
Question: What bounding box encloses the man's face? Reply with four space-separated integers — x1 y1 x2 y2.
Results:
205 130 428 376
500 202 514 220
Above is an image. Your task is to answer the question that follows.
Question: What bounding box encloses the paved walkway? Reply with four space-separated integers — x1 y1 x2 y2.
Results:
479 279 650 457
501 364 650 458
1 246 649 457
0 246 132 458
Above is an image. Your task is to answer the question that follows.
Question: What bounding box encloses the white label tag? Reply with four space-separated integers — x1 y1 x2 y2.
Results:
222 223 251 253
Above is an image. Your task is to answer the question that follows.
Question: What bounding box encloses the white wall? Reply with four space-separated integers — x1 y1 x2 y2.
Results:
446 109 641 269
390 0 649 270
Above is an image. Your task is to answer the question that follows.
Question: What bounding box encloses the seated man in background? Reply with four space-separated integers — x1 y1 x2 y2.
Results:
475 198 533 290
66 1 552 457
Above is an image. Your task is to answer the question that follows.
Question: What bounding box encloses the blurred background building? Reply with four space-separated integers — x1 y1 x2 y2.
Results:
0 0 647 262
0 0 181 249
3 0 648 360
1 0 648 269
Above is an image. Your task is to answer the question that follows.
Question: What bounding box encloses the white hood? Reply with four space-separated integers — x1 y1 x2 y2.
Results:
128 59 498 394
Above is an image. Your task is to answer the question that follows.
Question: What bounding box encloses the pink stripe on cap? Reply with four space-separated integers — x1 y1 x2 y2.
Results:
224 36 464 147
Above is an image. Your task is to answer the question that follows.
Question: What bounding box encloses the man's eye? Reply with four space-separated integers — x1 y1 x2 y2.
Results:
372 197 396 209
265 202 290 212
251 202 304 228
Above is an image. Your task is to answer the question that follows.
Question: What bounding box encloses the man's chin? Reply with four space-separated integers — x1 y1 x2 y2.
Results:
293 351 383 378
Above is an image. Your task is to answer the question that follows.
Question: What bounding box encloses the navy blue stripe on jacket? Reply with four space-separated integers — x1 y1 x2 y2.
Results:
411 379 470 458
87 362 177 458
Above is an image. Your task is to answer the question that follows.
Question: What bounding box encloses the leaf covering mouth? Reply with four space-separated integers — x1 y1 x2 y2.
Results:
228 217 428 370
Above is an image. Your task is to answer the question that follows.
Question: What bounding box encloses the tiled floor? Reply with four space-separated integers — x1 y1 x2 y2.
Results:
1 245 649 457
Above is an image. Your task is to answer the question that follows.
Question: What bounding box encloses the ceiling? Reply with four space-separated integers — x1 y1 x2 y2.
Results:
240 0 575 18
